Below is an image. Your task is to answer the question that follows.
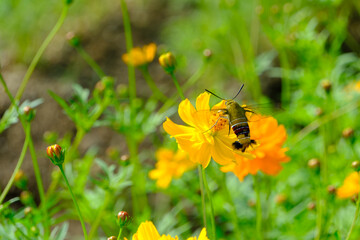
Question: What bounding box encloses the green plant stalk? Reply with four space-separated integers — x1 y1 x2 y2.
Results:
88 192 112 240
202 167 216 240
222 173 242 239
140 66 168 103
28 124 50 239
14 4 69 103
75 45 106 79
170 72 185 100
254 175 263 240
117 227 123 240
345 171 360 240
58 164 88 240
198 165 207 230
0 128 29 204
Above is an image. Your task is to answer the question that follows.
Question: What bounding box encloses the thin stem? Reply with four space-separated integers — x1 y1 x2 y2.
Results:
197 165 207 230
254 175 263 240
9 218 32 240
15 4 69 102
117 227 123 240
170 72 185 100
345 171 360 240
0 129 29 204
58 164 88 240
202 167 216 240
140 66 168 103
88 192 112 239
75 44 106 79
27 124 50 239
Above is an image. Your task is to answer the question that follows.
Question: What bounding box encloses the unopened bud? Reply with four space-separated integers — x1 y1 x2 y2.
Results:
107 237 117 240
24 207 33 216
351 194 358 204
30 226 39 236
203 49 212 59
159 52 176 74
321 79 332 93
66 32 80 47
315 107 323 117
342 128 354 138
46 144 65 166
117 211 130 227
327 185 336 195
307 202 316 210
23 106 35 122
308 158 320 169
270 5 280 14
275 194 287 204
247 199 256 208
20 191 34 206
352 161 360 172
14 170 28 190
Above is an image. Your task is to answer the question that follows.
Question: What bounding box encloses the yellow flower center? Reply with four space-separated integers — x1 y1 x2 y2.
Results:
209 111 228 132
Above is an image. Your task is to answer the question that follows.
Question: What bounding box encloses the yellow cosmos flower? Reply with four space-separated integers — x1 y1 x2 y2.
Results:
122 43 157 67
337 172 360 199
163 92 252 168
149 148 196 188
221 114 289 180
127 221 208 240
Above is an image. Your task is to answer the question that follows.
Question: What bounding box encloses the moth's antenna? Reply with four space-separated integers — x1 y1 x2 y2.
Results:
205 89 225 100
232 84 244 100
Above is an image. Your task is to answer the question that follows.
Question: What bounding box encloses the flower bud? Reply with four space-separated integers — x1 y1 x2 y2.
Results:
30 226 39 236
351 194 358 204
342 128 354 139
24 207 33 216
315 107 323 117
66 32 80 47
352 161 360 172
107 237 117 240
307 202 316 211
20 191 34 206
327 185 336 195
46 144 65 166
275 194 287 205
14 170 28 190
23 106 35 122
159 52 176 74
203 49 212 59
247 199 256 208
321 79 332 93
308 158 320 169
117 211 130 227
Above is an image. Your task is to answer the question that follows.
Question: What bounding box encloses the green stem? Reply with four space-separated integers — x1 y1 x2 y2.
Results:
345 171 360 240
15 4 69 102
222 173 242 239
28 124 50 239
75 45 106 79
170 72 185 100
9 218 32 240
254 175 263 240
117 227 123 240
198 165 207 230
140 66 168 103
58 164 88 240
88 192 112 240
0 128 29 204
202 167 216 240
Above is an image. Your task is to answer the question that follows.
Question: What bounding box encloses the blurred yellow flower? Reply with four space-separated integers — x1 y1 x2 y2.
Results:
221 114 289 180
163 92 252 168
149 148 196 188
122 43 157 67
127 221 208 240
337 172 360 199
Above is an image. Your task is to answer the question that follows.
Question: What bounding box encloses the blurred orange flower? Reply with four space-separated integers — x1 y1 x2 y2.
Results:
149 148 196 188
122 43 156 67
221 114 289 180
163 92 253 168
337 172 360 199
126 221 209 240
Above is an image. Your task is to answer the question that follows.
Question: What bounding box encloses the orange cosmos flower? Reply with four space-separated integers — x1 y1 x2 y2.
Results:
163 92 253 168
126 221 209 240
221 114 289 180
149 148 196 188
337 172 360 199
122 43 157 67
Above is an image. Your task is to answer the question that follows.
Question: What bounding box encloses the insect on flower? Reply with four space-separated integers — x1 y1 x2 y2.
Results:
205 84 257 152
